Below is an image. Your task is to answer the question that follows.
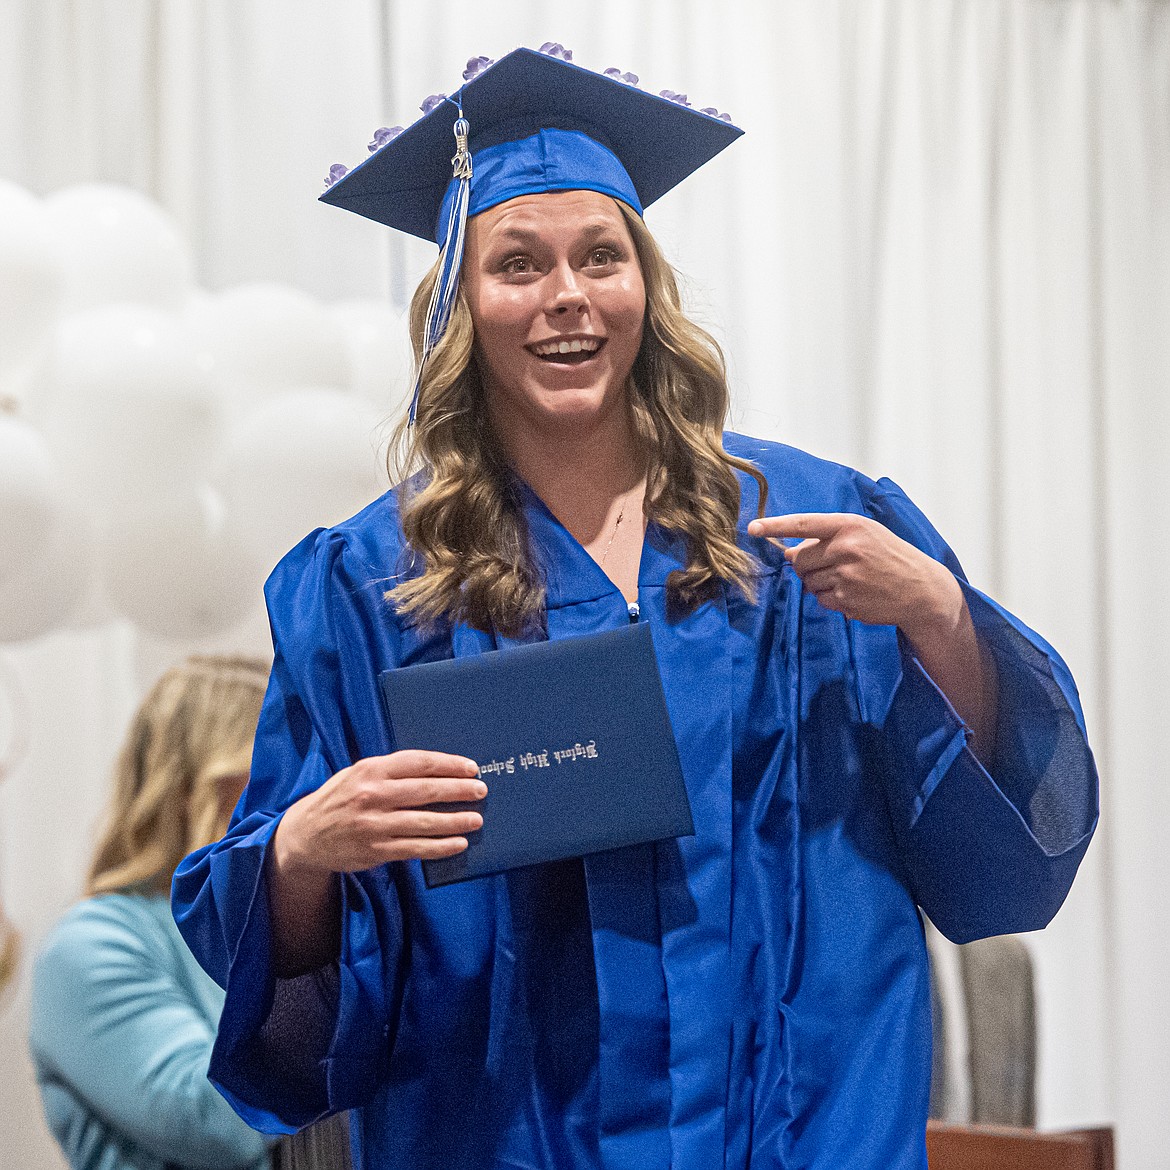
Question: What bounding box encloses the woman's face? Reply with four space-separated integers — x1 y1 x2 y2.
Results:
461 189 646 436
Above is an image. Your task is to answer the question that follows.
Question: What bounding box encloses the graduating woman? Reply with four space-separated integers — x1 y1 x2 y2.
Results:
31 656 273 1170
173 47 1098 1170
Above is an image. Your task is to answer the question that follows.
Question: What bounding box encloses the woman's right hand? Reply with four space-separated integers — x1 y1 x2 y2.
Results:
266 750 484 975
273 750 486 876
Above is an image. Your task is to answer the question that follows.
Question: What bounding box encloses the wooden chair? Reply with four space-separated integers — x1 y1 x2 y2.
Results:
928 926 1037 1126
927 1122 1115 1170
273 1112 353 1170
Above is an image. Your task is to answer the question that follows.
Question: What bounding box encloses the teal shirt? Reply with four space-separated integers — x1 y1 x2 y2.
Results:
29 892 270 1170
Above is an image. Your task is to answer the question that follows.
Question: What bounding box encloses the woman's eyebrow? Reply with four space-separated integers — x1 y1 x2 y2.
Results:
573 222 625 243
490 227 542 246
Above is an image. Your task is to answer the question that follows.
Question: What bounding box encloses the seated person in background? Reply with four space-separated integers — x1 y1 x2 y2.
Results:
29 656 273 1170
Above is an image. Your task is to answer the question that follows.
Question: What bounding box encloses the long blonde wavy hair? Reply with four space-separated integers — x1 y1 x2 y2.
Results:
388 199 768 637
86 656 269 897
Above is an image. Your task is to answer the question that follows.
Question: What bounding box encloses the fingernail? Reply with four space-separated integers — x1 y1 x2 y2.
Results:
475 783 488 798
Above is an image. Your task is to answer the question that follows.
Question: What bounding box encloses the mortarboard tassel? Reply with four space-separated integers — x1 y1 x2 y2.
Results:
409 111 473 425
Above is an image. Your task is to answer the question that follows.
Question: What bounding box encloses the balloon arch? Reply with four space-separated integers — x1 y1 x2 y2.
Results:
0 179 414 646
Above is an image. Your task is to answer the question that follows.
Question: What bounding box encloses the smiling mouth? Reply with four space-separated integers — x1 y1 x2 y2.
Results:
528 337 606 365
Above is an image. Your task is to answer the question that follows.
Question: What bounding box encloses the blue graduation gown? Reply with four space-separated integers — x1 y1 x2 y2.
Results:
172 434 1097 1169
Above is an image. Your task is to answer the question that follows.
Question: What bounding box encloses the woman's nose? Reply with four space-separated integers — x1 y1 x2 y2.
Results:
546 262 588 315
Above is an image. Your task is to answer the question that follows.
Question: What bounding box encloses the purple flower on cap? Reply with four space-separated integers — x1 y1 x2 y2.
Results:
538 42 573 62
420 93 447 115
324 163 349 189
660 89 692 107
463 55 494 80
603 67 639 86
368 126 404 153
700 107 733 122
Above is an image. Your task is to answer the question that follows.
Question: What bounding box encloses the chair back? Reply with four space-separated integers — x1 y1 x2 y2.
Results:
928 927 1036 1126
273 1112 354 1170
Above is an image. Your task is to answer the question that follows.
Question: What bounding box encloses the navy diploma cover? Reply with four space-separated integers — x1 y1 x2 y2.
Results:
378 622 694 887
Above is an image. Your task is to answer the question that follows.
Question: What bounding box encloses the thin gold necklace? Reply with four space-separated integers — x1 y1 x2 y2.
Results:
598 500 626 569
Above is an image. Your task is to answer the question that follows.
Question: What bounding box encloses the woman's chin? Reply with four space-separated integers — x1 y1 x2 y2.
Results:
483 362 633 445
502 378 622 426
537 392 628 436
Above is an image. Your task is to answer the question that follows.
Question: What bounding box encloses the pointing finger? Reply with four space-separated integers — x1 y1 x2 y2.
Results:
747 513 854 542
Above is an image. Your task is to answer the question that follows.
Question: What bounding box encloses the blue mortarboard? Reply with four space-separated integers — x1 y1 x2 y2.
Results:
319 45 743 421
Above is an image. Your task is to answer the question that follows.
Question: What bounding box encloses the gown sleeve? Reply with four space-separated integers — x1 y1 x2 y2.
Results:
857 476 1099 944
172 525 408 1133
29 899 270 1170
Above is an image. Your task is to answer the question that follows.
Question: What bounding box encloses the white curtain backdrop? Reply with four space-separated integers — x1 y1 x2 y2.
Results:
1 1 1166 1166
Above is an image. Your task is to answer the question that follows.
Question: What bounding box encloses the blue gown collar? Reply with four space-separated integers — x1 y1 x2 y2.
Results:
515 477 687 609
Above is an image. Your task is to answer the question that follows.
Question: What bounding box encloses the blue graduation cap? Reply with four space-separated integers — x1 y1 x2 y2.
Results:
319 45 743 421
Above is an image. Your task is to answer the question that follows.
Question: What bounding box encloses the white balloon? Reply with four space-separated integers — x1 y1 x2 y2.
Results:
63 570 117 632
215 388 388 574
0 415 65 587
0 183 65 382
35 305 223 513
102 487 263 640
331 299 415 415
188 283 352 410
0 507 96 643
45 183 194 313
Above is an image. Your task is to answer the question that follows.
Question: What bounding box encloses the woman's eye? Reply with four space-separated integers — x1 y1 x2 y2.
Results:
586 247 618 267
501 256 533 274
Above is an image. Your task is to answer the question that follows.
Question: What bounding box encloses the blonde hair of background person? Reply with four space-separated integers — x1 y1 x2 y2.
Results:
0 660 27 1000
29 655 274 1170
87 655 270 896
390 202 769 637
0 884 17 999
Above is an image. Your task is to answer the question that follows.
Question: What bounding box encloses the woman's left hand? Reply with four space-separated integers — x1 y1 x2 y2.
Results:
746 512 963 643
749 512 997 760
